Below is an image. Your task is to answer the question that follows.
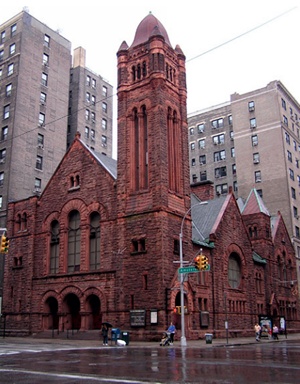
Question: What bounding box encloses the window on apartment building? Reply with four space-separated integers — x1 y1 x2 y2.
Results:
287 150 292 162
211 118 223 129
1 126 8 141
86 92 90 102
248 101 255 112
214 150 225 162
85 127 89 139
1 31 5 44
41 72 48 86
91 112 95 123
199 155 206 165
85 109 90 121
283 115 288 126
40 92 47 104
0 195 2 208
189 127 194 135
250 117 256 129
35 178 42 190
295 226 300 239
232 164 236 176
7 63 14 76
256 189 263 198
233 181 238 192
68 210 81 272
297 175 300 187
289 168 294 181
9 43 16 55
230 131 234 140
255 171 261 183
102 118 107 130
0 149 6 163
101 135 107 147
251 135 258 147
102 85 107 97
191 158 196 166
36 155 43 170
92 78 96 89
197 123 205 133
3 105 10 119
216 183 228 195
37 133 44 147
291 187 296 199
89 212 101 270
0 50 3 61
293 206 298 218
200 170 207 181
285 132 290 144
253 152 260 164
231 147 235 157
0 172 4 186
213 134 225 145
11 24 17 37
91 95 96 105
38 113 45 126
228 253 241 289
0 68 2 78
91 129 95 140
228 115 233 125
43 53 49 66
198 139 205 149
190 142 195 150
5 83 12 97
294 140 297 151
192 174 197 183
215 166 226 178
102 102 107 113
44 34 50 47
281 98 286 110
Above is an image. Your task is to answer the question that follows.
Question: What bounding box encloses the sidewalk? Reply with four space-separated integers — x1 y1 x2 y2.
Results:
1 333 300 348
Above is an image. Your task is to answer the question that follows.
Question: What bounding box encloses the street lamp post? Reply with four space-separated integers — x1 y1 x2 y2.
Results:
179 202 207 347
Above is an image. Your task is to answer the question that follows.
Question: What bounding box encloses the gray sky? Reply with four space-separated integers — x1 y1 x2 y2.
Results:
2 0 299 156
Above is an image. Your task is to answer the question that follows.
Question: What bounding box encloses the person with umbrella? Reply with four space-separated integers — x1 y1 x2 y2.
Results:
101 323 111 345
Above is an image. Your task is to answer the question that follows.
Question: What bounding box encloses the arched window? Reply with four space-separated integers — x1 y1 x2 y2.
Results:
22 212 28 231
89 212 100 270
50 220 60 274
68 210 81 272
228 253 241 289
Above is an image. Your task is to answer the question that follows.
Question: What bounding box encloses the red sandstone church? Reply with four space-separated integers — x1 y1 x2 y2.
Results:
3 14 299 340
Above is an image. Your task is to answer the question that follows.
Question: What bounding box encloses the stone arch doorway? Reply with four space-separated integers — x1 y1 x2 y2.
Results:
173 291 188 333
63 293 81 330
86 294 102 330
43 296 59 330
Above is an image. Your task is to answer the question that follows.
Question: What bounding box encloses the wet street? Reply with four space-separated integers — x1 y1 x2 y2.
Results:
0 339 299 383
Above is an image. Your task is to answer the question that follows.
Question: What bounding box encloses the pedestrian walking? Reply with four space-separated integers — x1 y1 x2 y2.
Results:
273 325 279 340
254 323 261 341
101 324 108 345
167 322 176 345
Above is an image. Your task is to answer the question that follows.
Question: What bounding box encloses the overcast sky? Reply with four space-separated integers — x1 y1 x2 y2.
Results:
1 1 299 155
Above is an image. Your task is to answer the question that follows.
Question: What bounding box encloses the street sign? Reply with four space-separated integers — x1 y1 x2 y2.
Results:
178 265 210 274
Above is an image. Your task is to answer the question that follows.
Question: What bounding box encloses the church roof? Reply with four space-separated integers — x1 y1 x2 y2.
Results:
130 12 171 48
191 193 227 243
241 188 270 216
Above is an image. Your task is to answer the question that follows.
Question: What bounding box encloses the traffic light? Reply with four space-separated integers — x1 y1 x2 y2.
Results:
1 234 9 253
194 255 201 270
200 255 209 270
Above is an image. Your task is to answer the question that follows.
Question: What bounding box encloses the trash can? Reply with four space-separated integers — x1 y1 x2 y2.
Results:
121 331 130 345
205 333 213 344
111 328 121 344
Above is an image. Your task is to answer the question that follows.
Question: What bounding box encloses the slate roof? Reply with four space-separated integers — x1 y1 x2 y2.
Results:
241 188 270 216
191 193 227 244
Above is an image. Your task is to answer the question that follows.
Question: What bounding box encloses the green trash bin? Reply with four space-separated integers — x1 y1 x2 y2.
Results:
121 331 130 345
205 333 213 344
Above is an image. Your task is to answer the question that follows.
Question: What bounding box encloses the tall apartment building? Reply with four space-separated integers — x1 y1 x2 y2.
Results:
68 47 113 156
0 11 71 228
188 80 300 259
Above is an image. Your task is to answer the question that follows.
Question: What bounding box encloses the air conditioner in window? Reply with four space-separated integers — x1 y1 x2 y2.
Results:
253 142 258 146
38 123 45 128
0 158 4 164
250 125 256 129
200 162 204 165
254 159 259 164
256 178 261 183
33 187 41 194
37 143 44 149
91 119 95 124
40 101 46 106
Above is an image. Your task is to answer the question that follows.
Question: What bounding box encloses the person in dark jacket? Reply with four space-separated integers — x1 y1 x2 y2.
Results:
101 324 108 345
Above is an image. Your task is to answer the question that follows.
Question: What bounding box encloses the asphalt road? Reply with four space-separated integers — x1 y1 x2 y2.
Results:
0 337 299 383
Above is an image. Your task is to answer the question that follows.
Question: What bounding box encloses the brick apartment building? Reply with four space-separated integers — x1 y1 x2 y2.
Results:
2 14 299 340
